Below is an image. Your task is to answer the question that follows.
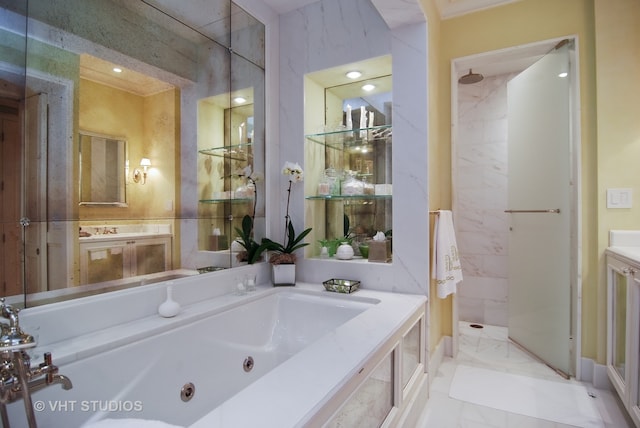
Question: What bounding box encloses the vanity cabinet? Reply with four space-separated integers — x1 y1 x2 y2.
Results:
305 125 392 260
606 253 640 426
80 236 172 285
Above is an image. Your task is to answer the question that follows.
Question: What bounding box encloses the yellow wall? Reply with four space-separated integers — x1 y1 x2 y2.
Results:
78 79 178 222
141 89 179 220
423 0 601 359
196 99 225 250
594 0 640 362
420 0 453 353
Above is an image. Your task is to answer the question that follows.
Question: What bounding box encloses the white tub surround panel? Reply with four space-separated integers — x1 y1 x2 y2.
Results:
18 263 270 353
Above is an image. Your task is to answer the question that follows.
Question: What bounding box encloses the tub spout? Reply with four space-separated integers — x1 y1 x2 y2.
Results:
27 373 73 393
29 352 73 390
0 351 72 402
56 374 73 390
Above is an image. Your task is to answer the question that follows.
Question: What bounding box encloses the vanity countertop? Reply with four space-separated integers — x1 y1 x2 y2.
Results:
606 230 640 264
606 246 640 264
79 231 172 242
79 224 172 242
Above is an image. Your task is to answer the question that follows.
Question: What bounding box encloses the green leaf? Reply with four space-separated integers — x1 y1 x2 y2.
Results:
343 214 350 238
242 214 253 237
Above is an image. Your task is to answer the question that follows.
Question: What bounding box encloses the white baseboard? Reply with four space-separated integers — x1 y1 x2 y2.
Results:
428 335 452 386
580 357 613 391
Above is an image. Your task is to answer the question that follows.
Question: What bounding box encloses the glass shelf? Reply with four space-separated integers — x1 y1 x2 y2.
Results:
306 194 391 201
199 142 254 161
305 125 392 149
199 197 254 204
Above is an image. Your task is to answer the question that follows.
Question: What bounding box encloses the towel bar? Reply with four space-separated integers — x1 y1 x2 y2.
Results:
504 209 560 214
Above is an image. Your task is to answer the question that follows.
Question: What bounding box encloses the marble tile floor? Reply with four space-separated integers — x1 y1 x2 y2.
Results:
416 322 634 427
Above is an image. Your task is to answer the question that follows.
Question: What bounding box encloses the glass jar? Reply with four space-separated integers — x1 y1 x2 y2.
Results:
341 171 363 195
317 172 331 196
325 167 341 196
362 176 374 195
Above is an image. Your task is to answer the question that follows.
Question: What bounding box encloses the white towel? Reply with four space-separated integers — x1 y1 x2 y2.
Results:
431 210 463 298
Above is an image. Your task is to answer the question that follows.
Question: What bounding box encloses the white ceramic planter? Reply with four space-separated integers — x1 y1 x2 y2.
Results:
272 264 296 286
336 243 354 260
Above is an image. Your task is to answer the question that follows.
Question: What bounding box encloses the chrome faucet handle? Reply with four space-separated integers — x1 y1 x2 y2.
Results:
0 298 20 327
0 298 36 350
35 352 59 384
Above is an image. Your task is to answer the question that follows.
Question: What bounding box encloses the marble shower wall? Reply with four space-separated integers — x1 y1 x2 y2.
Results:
454 73 517 326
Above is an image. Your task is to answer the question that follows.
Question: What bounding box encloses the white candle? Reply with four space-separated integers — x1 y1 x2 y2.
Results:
359 106 367 139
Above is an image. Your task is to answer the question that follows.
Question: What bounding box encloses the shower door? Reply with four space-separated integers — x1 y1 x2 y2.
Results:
506 41 572 377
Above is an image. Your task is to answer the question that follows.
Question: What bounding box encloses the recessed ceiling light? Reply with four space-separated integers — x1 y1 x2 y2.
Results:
362 84 376 92
113 67 122 73
558 72 568 78
233 97 247 104
346 71 362 79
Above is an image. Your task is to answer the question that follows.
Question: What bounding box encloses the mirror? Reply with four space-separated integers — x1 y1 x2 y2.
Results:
79 132 127 206
0 0 265 307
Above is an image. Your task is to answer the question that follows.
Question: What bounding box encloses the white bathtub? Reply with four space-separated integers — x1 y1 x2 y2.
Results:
7 284 426 427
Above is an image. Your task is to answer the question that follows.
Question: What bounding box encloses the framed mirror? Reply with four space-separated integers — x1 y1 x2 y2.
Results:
79 132 127 207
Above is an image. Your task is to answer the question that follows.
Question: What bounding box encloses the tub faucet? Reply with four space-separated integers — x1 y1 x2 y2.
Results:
0 298 33 350
0 298 73 428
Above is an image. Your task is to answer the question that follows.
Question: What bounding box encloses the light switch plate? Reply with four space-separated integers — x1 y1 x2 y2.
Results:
607 188 633 209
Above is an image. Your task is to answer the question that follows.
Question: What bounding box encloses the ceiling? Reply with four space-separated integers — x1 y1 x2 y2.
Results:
453 39 559 81
260 0 538 80
259 0 318 14
81 0 535 95
432 0 522 19
307 55 392 101
260 0 521 19
79 54 174 97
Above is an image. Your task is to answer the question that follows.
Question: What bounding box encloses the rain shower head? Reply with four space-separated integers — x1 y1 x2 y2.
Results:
458 69 484 84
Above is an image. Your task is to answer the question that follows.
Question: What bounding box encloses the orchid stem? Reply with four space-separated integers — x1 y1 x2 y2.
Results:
284 180 292 244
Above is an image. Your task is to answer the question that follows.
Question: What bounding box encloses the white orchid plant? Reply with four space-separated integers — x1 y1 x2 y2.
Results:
260 161 312 264
233 165 264 263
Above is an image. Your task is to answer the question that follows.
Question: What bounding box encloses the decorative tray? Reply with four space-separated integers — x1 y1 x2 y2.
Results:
322 278 360 294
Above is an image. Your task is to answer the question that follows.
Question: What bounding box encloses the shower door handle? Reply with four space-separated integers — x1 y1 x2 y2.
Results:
504 209 560 214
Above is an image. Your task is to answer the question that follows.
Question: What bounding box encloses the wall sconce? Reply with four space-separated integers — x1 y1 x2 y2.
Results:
133 158 151 184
